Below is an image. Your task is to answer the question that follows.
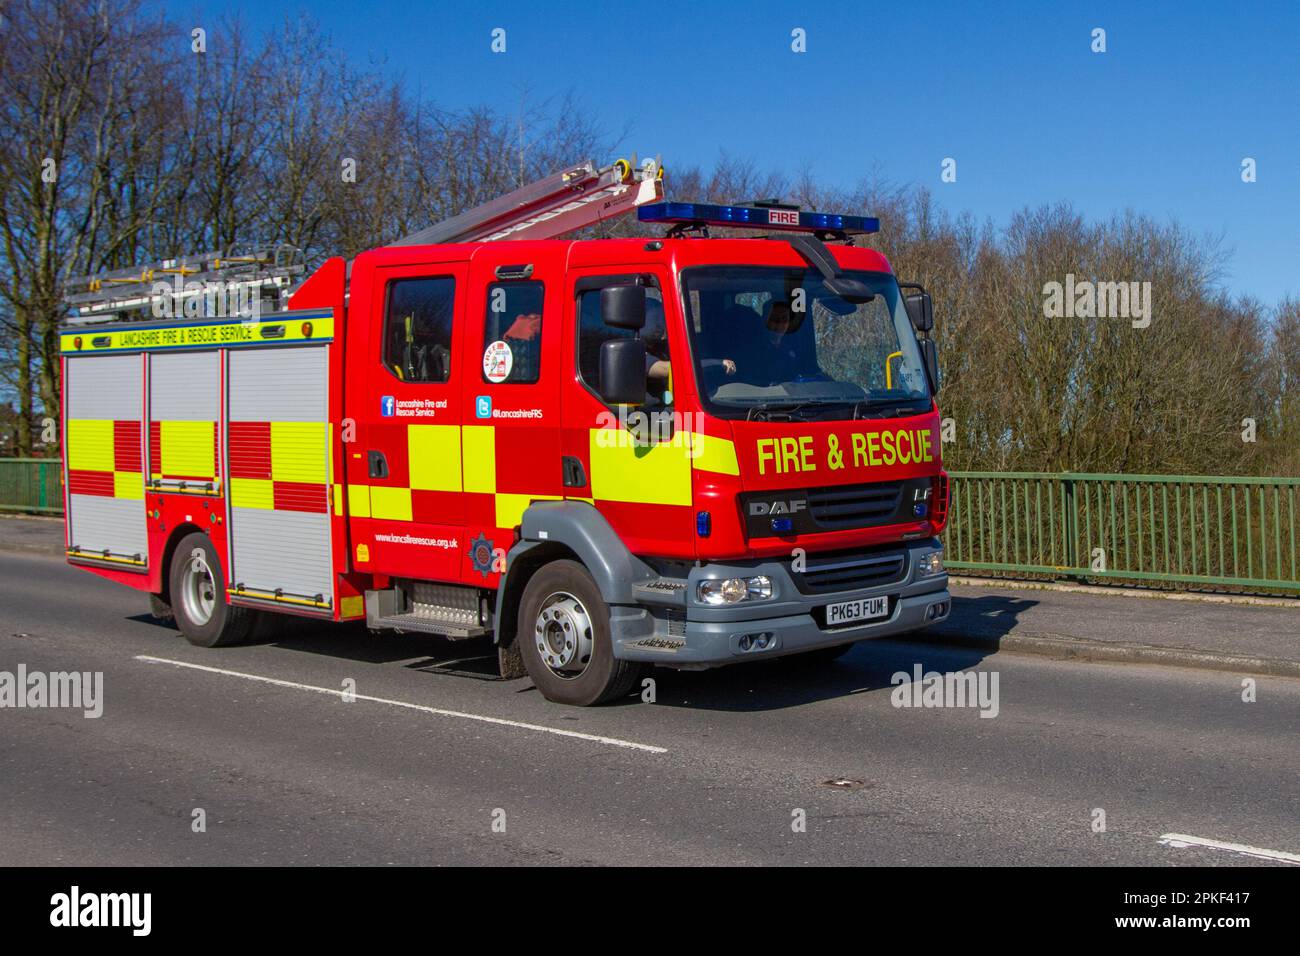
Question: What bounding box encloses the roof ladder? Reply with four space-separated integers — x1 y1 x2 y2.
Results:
389 156 664 247
63 244 306 323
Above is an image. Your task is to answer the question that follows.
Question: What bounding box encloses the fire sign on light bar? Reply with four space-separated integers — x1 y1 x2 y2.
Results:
638 202 879 235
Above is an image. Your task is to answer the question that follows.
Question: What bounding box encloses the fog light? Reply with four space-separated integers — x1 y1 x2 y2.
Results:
737 632 774 652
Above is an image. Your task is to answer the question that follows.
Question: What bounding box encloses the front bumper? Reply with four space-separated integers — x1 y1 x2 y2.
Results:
611 539 950 667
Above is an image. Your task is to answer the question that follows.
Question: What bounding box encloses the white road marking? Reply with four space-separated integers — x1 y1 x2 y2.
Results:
1158 833 1300 865
135 655 667 754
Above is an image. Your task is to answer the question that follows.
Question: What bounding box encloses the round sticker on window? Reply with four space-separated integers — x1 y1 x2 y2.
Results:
483 340 513 383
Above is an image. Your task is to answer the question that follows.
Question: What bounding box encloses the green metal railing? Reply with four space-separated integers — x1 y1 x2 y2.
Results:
946 472 1300 591
0 458 64 513
1 459 1297 591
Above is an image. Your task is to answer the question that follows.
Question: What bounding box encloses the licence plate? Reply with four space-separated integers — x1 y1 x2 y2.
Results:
824 595 890 626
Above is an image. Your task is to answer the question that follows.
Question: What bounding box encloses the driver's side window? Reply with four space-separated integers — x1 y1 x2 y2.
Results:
576 285 670 403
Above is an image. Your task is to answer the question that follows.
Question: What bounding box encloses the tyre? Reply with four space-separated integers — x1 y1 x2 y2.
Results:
169 532 257 648
517 560 645 706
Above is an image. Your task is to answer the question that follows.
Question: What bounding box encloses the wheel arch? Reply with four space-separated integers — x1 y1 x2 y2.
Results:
494 501 655 648
156 522 207 603
493 540 579 649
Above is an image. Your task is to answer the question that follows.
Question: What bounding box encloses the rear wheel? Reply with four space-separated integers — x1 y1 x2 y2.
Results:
517 560 644 706
169 532 257 648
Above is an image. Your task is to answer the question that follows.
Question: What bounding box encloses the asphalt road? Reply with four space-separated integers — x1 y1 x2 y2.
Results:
1 550 1296 866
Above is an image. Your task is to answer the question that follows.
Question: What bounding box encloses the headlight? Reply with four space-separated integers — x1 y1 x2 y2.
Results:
916 549 945 577
697 575 773 605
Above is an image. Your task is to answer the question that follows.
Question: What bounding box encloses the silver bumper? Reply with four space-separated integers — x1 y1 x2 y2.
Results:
612 539 950 667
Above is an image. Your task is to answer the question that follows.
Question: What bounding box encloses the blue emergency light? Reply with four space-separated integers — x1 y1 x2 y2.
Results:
638 202 879 236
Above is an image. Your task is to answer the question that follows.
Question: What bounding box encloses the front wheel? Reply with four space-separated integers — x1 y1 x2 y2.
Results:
517 560 645 706
169 532 257 648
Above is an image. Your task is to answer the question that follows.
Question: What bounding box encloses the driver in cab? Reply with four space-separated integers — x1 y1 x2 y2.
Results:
729 299 822 386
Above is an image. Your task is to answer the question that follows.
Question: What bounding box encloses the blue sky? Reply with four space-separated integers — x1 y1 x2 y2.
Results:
184 0 1298 306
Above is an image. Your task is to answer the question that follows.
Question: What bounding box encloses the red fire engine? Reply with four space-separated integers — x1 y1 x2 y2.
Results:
59 158 950 705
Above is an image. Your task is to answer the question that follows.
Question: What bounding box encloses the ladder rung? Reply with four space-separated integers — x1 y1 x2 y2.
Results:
390 156 664 247
63 245 305 319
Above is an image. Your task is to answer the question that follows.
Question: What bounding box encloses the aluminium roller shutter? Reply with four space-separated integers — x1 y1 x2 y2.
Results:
64 353 148 565
225 345 333 607
148 350 220 493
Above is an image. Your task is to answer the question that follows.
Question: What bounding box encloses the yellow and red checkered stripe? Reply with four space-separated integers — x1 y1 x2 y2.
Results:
65 419 143 500
345 424 740 528
228 421 329 513
149 420 219 489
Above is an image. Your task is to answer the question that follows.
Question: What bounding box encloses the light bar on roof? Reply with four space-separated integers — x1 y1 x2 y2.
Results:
638 202 879 235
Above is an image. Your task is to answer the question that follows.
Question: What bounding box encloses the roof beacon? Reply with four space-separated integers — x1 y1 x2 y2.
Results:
638 201 879 237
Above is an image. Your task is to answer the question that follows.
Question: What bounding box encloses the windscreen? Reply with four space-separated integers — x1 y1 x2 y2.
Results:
680 266 931 420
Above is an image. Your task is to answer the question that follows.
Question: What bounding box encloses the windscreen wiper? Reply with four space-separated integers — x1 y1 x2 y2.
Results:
745 401 818 422
851 398 930 420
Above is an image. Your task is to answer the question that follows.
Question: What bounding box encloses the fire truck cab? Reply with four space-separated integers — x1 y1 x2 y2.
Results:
60 171 951 706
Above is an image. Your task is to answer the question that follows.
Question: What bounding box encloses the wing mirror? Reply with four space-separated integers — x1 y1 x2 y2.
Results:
600 284 646 330
598 338 647 405
901 285 933 333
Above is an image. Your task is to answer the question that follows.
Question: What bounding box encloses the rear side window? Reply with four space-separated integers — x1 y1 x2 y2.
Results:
384 276 456 383
482 281 544 384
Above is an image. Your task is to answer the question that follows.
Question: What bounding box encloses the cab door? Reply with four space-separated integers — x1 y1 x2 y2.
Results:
458 245 566 583
349 259 468 582
560 269 697 558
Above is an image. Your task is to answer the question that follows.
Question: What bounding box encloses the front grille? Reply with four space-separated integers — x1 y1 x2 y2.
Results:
806 481 903 530
793 547 907 594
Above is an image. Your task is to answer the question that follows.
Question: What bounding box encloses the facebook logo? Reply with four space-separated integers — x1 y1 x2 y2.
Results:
381 396 395 417
475 395 492 419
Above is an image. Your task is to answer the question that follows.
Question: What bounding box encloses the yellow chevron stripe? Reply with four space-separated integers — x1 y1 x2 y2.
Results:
159 420 215 478
588 429 692 507
461 425 496 493
409 424 462 492
113 472 143 499
67 419 115 473
690 432 739 476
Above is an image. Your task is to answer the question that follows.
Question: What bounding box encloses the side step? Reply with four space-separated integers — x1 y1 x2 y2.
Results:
631 578 689 608
368 611 486 639
366 582 489 639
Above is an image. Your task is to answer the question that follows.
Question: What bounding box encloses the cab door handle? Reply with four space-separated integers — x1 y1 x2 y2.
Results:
368 451 389 479
562 456 586 488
